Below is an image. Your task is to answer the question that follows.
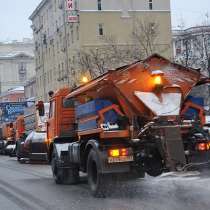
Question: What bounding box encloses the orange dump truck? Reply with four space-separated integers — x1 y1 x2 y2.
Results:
1 122 16 155
2 122 15 142
37 54 210 197
15 115 25 140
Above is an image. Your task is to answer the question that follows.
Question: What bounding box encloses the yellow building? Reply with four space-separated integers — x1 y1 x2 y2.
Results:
30 0 172 101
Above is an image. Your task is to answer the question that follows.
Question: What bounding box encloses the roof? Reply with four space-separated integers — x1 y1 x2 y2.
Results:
0 86 24 98
8 86 24 93
0 39 33 45
0 52 34 60
29 0 48 20
173 25 210 37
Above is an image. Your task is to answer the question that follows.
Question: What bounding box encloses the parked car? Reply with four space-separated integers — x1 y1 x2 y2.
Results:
16 131 47 162
5 142 16 156
0 140 16 156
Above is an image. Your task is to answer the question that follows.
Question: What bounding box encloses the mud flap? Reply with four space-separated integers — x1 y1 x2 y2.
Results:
164 127 186 170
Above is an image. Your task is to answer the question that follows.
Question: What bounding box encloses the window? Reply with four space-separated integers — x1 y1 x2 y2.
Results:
49 100 55 118
18 98 25 102
207 35 210 47
58 64 61 80
71 29 74 43
18 62 27 81
98 24 104 36
57 41 59 53
76 25 79 40
62 62 64 79
59 32 62 42
40 76 42 86
98 0 102 10
149 0 153 10
47 71 50 83
73 56 76 65
52 44 55 56
63 98 75 108
54 0 57 12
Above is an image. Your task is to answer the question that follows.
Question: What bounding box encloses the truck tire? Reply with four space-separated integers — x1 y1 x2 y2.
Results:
51 149 79 185
87 149 112 197
144 150 163 177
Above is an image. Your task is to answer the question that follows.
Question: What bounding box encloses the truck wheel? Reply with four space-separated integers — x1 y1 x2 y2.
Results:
87 149 112 197
51 150 79 185
17 156 20 161
144 150 163 177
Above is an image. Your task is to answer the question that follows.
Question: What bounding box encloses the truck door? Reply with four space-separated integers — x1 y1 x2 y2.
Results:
47 100 56 141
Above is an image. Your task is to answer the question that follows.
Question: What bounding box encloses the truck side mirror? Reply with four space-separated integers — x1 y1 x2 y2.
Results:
36 101 45 116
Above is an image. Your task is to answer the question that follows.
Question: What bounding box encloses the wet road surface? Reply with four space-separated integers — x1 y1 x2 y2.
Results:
0 156 209 210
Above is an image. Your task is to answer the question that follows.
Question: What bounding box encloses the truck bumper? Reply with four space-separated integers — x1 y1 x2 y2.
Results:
29 153 48 161
98 150 144 178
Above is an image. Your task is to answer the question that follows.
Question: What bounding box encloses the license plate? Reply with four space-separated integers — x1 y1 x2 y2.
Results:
108 155 134 163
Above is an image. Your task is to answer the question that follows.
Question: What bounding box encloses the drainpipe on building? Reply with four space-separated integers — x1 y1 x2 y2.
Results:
41 32 46 101
208 58 210 113
62 0 70 87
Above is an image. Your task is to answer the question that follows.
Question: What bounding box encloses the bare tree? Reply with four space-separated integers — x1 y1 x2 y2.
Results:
77 19 165 80
175 27 210 76
131 19 159 58
78 48 108 78
202 31 210 76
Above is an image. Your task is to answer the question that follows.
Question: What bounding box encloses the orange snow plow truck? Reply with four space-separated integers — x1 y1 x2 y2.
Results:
37 54 210 197
0 116 25 156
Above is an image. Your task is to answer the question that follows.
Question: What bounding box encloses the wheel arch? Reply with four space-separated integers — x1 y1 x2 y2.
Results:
82 139 99 172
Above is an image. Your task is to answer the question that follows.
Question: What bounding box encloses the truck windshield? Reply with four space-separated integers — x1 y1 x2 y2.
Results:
63 98 75 108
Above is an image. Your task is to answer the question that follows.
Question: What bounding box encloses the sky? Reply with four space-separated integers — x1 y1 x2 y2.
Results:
0 0 210 42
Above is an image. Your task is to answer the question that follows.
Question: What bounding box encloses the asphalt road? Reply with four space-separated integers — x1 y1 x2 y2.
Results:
0 156 209 210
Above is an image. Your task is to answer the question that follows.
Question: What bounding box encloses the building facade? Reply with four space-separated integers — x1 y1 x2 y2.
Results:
173 26 210 112
24 76 36 100
30 0 173 101
173 26 210 76
0 40 35 93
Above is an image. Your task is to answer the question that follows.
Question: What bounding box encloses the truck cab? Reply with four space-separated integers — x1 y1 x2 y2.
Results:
46 88 76 156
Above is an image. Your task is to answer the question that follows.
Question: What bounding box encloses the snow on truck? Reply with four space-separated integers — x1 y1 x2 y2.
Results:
36 54 210 197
